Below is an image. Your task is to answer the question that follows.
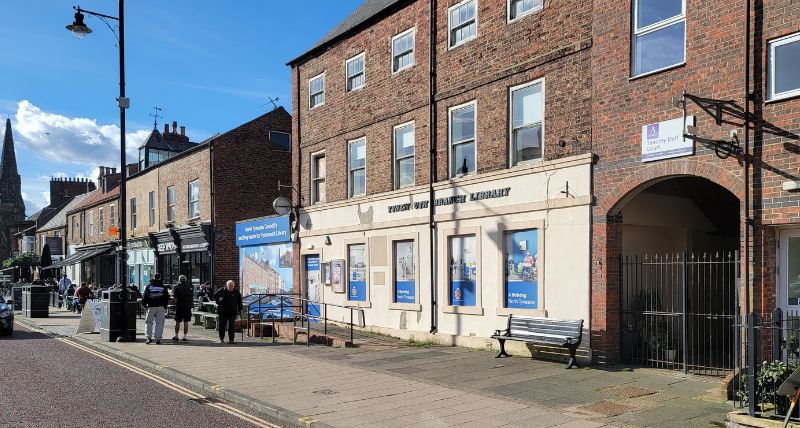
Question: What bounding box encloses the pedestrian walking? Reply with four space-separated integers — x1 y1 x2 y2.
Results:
213 280 243 344
142 273 169 344
172 275 193 342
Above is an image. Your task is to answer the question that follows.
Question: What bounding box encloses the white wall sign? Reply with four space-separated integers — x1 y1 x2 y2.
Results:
641 116 695 162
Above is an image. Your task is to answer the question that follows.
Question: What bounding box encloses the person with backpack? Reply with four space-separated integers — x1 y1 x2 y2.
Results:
142 273 169 344
213 280 243 344
171 275 193 342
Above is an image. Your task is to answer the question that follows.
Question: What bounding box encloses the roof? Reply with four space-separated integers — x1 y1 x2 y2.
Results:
27 208 45 222
140 128 196 152
37 193 92 233
68 186 120 214
287 0 408 65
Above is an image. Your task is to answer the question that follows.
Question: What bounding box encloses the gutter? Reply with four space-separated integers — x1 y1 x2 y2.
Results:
428 0 438 334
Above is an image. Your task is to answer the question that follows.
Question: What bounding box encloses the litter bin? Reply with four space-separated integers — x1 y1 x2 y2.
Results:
23 286 49 318
99 289 137 342
11 286 23 311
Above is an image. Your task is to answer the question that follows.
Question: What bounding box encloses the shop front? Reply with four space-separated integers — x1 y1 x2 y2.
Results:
127 238 155 292
151 229 180 286
235 216 293 296
59 243 116 286
297 153 593 350
176 224 212 292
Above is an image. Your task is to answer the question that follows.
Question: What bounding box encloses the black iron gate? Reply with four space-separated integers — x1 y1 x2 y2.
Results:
620 251 739 375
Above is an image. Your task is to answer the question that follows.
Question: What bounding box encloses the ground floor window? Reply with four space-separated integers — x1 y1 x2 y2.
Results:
185 251 210 292
159 254 180 286
348 244 367 301
449 235 477 306
503 228 540 309
787 236 800 306
394 240 416 304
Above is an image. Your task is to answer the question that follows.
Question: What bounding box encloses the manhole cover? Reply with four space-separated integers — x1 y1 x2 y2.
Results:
312 389 338 396
575 401 636 417
600 385 660 399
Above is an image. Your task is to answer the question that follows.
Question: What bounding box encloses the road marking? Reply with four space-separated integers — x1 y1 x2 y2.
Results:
56 338 280 428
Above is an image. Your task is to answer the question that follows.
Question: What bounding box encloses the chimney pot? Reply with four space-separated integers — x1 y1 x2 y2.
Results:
172 121 177 133
164 124 169 134
180 126 185 136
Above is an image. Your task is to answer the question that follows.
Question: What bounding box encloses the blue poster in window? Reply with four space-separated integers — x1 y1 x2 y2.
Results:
349 244 367 302
449 235 477 306
305 255 321 322
394 241 416 303
504 229 539 309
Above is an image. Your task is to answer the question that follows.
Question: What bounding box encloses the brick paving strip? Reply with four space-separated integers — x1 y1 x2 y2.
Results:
15 308 732 427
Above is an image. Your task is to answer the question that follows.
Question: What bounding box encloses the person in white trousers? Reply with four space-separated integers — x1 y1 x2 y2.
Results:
142 273 170 344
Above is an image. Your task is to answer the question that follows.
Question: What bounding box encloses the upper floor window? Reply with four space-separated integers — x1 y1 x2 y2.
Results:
769 33 800 101
98 207 105 235
510 80 544 165
394 123 415 189
130 198 137 229
188 180 201 219
166 186 175 222
346 53 365 92
311 152 326 205
392 29 415 72
632 0 685 77
309 73 325 109
149 191 156 227
109 204 115 228
348 138 366 198
508 0 542 22
449 0 477 48
71 216 78 239
88 210 94 237
268 131 291 151
449 102 476 177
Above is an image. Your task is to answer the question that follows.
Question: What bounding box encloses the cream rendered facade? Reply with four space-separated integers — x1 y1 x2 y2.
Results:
298 153 592 357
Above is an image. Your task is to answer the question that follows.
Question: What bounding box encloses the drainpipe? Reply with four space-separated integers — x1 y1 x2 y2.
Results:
743 0 751 316
428 0 438 334
209 142 215 291
295 62 303 296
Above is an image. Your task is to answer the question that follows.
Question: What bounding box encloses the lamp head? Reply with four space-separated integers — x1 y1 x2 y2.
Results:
66 10 92 39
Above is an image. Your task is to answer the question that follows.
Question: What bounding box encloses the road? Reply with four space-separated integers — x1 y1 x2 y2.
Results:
0 323 292 428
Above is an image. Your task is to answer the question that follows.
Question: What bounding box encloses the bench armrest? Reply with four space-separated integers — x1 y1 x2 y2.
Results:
493 328 509 337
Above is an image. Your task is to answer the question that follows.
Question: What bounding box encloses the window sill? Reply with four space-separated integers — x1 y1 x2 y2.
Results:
392 64 414 75
766 92 800 104
388 302 422 312
507 7 543 24
448 36 476 52
188 216 201 222
629 62 685 82
496 307 547 317
345 301 372 308
442 305 484 316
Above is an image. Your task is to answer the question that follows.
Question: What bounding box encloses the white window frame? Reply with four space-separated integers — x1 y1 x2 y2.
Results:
448 100 477 178
348 138 367 198
308 72 326 109
388 233 422 312
87 210 94 237
98 207 104 235
310 150 326 205
148 191 156 227
507 0 543 23
508 78 545 166
188 180 200 219
448 0 478 49
391 28 416 73
345 52 365 92
769 32 800 101
166 186 175 222
130 198 137 229
393 121 416 189
631 0 686 78
109 204 115 228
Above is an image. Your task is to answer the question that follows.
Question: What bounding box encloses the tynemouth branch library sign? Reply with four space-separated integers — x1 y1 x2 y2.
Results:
387 187 511 214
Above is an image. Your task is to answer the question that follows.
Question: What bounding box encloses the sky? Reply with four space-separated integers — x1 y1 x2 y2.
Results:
0 0 362 216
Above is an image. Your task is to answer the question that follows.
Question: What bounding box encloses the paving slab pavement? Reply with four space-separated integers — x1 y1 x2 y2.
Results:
15 308 732 427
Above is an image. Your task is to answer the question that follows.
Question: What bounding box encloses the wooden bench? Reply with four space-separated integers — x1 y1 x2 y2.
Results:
491 315 583 369
192 311 206 326
203 314 218 330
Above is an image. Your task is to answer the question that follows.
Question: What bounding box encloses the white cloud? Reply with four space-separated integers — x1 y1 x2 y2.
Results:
13 100 150 169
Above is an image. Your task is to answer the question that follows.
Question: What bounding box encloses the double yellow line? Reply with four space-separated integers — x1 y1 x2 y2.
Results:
56 338 280 428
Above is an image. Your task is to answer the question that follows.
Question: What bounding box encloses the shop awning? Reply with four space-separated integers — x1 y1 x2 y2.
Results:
151 230 178 255
177 224 211 253
47 245 114 269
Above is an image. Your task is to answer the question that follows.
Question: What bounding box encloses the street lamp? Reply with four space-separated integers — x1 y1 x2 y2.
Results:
66 2 131 342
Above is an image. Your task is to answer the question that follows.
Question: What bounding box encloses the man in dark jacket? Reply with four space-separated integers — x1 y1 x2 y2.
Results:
213 280 243 344
142 273 169 344
172 275 193 342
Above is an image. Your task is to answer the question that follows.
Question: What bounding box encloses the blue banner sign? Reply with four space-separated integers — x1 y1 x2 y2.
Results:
395 281 415 304
504 229 539 309
236 216 291 247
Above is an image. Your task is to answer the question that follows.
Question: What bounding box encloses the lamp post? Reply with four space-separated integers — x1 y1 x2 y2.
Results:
67 1 131 342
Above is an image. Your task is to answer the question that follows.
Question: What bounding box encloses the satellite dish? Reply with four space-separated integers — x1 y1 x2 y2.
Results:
273 196 292 216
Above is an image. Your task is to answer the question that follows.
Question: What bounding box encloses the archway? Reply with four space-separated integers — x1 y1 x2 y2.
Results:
616 176 740 375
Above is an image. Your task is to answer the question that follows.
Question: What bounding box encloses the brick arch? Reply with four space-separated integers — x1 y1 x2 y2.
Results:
599 159 745 216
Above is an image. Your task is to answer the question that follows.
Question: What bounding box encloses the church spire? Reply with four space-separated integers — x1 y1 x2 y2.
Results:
1 118 18 179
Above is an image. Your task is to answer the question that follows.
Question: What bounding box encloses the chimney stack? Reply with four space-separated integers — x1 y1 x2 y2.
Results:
164 123 169 134
172 121 177 134
180 126 185 136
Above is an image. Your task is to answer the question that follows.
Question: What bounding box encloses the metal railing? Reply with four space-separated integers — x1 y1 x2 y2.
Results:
242 293 365 345
733 309 800 422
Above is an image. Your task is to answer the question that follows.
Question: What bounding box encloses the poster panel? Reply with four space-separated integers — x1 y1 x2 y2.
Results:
504 229 539 309
348 244 367 301
238 242 294 296
449 235 476 306
394 240 415 304
305 255 321 321
330 260 345 293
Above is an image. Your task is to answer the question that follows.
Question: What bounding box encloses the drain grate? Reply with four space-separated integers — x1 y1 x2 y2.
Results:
312 388 338 396
574 401 636 417
600 385 660 399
